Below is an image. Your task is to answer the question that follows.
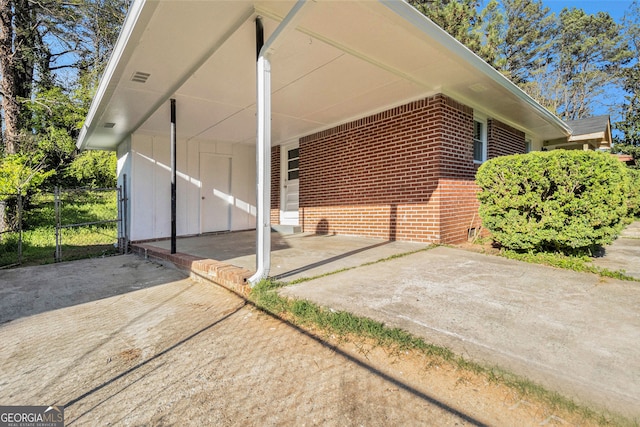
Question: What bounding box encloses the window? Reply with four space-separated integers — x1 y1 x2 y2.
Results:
473 118 486 163
525 138 532 153
287 148 299 180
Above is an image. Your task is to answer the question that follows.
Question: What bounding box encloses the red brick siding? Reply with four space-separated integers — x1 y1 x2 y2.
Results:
298 94 478 244
438 97 475 180
437 179 482 243
300 97 440 206
300 204 441 242
487 119 525 159
270 145 280 225
435 98 479 243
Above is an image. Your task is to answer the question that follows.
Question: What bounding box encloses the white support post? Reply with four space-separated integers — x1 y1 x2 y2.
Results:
249 55 272 286
249 0 310 286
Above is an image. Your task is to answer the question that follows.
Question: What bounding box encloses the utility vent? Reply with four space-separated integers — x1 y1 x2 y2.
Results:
104 122 116 128
467 227 478 240
469 83 488 93
131 71 151 83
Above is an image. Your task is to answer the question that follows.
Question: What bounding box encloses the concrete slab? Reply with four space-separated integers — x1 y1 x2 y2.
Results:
145 231 427 282
0 255 187 324
0 256 493 425
591 221 640 278
5 223 639 422
621 221 640 239
280 246 640 417
135 223 640 418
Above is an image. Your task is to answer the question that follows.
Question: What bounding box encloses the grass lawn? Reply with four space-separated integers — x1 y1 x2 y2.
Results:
0 190 119 268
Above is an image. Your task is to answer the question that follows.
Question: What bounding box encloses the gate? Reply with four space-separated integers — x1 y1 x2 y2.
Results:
54 183 128 263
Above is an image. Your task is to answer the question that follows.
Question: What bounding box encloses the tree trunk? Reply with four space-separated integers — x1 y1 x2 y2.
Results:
0 0 36 155
0 0 20 154
14 0 36 100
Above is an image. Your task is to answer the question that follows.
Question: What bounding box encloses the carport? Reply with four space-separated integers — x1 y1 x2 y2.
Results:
77 0 567 285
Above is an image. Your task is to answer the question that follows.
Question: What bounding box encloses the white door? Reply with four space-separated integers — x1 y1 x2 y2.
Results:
200 154 231 233
280 143 299 225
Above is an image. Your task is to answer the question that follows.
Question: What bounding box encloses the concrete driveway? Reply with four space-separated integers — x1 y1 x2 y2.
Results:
0 255 532 426
591 221 640 278
3 222 639 422
141 225 640 418
281 245 640 418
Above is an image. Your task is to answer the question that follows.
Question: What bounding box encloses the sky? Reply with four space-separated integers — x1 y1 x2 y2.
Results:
544 0 632 21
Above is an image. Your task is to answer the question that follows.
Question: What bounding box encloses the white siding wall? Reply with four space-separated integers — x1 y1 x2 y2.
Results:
120 133 256 242
231 144 257 230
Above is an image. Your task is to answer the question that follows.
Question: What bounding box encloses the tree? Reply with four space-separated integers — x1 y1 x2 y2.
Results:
485 0 554 85
410 1 632 125
410 0 483 53
0 0 28 155
0 0 126 231
0 0 126 155
1 0 80 154
529 8 630 120
614 63 640 154
474 0 503 66
76 0 128 79
614 1 640 150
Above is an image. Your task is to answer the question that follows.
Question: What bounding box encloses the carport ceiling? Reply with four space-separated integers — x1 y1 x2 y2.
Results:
78 0 570 151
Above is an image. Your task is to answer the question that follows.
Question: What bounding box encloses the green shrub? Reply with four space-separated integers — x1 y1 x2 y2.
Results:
625 168 640 218
65 151 117 188
476 150 629 253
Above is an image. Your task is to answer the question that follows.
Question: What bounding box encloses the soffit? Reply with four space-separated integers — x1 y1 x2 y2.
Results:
78 0 570 151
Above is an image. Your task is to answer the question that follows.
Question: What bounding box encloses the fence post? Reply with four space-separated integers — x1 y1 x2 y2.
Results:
55 186 61 262
123 174 128 253
118 185 125 254
17 193 23 265
0 198 5 240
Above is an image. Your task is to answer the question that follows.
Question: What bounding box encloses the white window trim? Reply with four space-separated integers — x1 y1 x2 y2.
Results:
473 114 488 164
525 137 532 153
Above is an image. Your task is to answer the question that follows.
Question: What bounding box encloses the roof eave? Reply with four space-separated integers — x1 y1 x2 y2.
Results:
380 0 572 139
77 0 158 151
78 0 572 151
569 132 606 142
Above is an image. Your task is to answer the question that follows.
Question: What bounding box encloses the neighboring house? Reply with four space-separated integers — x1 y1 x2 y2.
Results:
545 115 613 151
77 0 572 252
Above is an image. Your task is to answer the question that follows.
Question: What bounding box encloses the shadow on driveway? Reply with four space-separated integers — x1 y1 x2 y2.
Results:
0 257 495 426
0 254 186 324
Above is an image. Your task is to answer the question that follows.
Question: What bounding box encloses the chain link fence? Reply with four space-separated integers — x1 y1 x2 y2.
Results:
0 183 127 269
0 194 23 268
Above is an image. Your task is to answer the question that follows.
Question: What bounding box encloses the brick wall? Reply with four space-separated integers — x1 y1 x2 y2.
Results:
270 145 280 225
435 97 480 243
487 119 525 159
437 179 482 243
296 94 480 243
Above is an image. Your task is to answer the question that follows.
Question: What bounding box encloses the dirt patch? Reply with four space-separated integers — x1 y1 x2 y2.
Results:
454 239 502 256
0 261 606 426
118 348 142 362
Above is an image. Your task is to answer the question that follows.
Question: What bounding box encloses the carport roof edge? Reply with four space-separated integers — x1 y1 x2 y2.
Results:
76 0 572 152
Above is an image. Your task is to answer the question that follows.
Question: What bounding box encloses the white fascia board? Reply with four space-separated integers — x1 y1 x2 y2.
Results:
568 132 605 142
77 0 158 151
380 0 572 138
